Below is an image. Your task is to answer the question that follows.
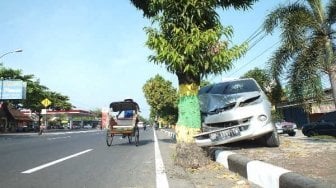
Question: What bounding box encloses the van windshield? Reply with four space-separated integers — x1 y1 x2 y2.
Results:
199 79 260 95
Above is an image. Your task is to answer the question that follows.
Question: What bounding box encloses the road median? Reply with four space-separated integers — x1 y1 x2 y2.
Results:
160 128 336 188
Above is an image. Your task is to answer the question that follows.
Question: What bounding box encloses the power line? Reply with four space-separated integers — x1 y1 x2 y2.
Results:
207 24 267 82
228 40 280 77
208 34 277 81
247 32 268 51
245 25 265 44
225 0 304 79
206 0 306 82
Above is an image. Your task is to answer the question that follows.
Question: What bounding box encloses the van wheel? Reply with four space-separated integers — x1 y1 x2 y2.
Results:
262 129 280 147
307 130 316 137
288 132 296 136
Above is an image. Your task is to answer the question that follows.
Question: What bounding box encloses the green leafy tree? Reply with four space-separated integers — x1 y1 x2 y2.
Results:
263 0 336 106
131 0 256 143
143 74 178 124
0 66 72 118
47 91 72 110
138 115 149 125
91 108 102 119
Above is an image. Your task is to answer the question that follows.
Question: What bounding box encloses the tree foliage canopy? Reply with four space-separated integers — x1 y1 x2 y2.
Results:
0 66 72 112
131 0 256 85
142 74 178 124
263 0 336 104
131 0 258 142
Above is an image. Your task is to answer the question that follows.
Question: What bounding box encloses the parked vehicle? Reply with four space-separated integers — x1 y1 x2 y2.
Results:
275 120 297 136
302 111 336 137
194 78 280 147
83 124 92 129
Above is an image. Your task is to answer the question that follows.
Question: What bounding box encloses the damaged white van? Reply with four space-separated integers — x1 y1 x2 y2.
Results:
194 78 280 147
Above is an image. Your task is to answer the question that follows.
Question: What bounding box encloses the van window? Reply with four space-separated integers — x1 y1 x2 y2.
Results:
202 79 260 95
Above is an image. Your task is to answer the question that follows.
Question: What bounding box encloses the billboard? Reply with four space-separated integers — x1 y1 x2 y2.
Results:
0 80 27 100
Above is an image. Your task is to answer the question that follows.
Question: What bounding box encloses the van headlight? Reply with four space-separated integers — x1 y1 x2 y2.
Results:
210 133 217 140
258 115 267 122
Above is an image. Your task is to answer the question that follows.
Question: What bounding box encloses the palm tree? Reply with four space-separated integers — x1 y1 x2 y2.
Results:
130 0 257 143
263 0 336 106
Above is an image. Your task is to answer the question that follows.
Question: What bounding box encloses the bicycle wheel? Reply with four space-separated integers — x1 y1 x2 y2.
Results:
134 127 139 146
106 130 113 146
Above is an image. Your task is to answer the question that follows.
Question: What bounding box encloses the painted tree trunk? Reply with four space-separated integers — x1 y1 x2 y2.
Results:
175 83 201 143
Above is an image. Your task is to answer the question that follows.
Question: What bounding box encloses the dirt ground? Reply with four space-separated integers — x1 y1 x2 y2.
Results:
166 143 259 188
167 132 336 187
229 134 336 185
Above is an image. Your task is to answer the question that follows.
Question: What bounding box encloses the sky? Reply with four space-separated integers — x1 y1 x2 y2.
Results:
0 0 290 118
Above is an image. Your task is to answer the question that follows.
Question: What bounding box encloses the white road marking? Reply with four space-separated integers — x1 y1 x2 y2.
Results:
47 136 71 140
21 149 93 174
153 129 169 188
47 130 98 135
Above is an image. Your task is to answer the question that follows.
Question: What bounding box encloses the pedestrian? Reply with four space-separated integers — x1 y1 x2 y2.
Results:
38 124 44 135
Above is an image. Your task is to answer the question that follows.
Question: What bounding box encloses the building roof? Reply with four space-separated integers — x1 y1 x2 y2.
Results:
46 109 93 116
0 103 32 122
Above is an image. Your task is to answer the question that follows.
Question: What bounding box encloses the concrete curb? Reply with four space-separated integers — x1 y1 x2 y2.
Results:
160 129 336 188
161 129 176 140
215 150 335 188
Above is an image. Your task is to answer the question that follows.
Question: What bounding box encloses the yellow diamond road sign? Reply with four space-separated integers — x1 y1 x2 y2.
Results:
41 98 52 107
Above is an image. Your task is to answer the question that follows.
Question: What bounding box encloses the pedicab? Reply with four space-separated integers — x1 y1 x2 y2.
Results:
106 99 140 146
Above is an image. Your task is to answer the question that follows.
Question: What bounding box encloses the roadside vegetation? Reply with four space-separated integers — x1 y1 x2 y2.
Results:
131 0 256 145
263 0 336 107
143 74 178 125
131 0 259 169
135 0 336 170
0 65 73 124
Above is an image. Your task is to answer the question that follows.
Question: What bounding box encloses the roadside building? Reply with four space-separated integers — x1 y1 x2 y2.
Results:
276 88 335 127
43 109 98 129
0 103 33 132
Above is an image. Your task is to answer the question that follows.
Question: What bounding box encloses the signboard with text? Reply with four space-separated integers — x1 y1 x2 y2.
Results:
0 80 27 100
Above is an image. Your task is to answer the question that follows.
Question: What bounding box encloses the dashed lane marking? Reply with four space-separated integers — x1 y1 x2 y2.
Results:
47 136 71 140
21 149 93 174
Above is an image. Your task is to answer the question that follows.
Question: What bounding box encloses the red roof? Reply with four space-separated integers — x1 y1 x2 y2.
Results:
7 106 32 121
46 109 93 116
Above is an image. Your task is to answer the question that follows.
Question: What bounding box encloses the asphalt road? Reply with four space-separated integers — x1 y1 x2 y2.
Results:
0 129 158 188
1 127 271 188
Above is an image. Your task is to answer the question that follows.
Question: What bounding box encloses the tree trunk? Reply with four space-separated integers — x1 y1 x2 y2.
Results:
175 73 201 143
328 64 336 109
